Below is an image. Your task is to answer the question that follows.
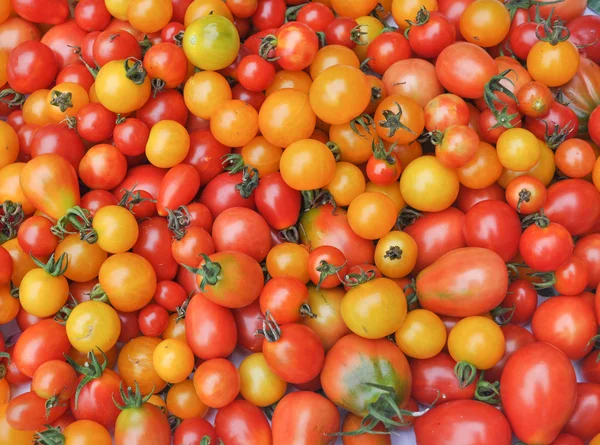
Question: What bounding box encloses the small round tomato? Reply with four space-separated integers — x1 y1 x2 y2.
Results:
448 316 505 370
457 141 503 189
183 71 232 121
374 231 418 278
341 278 407 339
17 215 58 257
153 339 195 384
193 358 241 409
118 336 166 395
527 38 580 87
395 309 446 359
238 352 286 407
280 139 336 191
19 254 69 318
555 138 596 179
324 162 366 206
266 242 310 283
301 286 350 351
128 0 172 33
183 15 240 71
400 156 460 212
496 128 540 172
347 192 398 240
94 59 151 114
91 205 139 254
166 379 208 420
459 0 510 47
520 217 574 272
31 359 77 405
210 99 258 147
375 94 424 145
517 81 555 117
145 119 190 168
66 300 121 353
307 246 348 290
505 175 547 214
434 124 479 169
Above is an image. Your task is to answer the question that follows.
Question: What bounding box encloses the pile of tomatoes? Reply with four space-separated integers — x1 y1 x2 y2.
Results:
0 0 600 444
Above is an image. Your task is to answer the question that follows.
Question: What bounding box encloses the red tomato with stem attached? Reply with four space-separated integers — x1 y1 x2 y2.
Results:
259 277 311 324
519 216 574 272
499 279 538 325
407 9 456 59
17 215 59 257
367 32 412 75
254 172 301 232
6 391 68 431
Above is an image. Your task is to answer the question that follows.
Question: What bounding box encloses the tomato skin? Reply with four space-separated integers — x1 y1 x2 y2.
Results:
7 41 58 94
132 217 179 282
6 391 68 431
20 153 81 220
519 221 574 272
407 11 456 59
463 200 521 262
174 417 217 445
524 101 578 141
502 342 577 444
200 171 257 217
404 207 466 273
500 279 538 325
417 247 508 317
183 15 240 71
79 144 128 190
410 352 476 405
455 183 505 213
414 400 512 445
31 123 85 170
299 204 375 268
545 179 600 236
435 42 497 99
76 103 117 143
185 293 237 360
215 399 273 445
484 324 536 383
156 164 201 217
41 21 87 70
13 319 71 378
552 434 585 445
17 215 58 257
115 402 171 445
212 208 271 262
574 234 600 289
271 391 340 445
0 246 13 287
561 383 600 441
254 172 301 230
528 39 580 87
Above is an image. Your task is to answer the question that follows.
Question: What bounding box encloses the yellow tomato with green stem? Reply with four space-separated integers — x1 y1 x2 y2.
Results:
46 82 89 123
329 117 376 165
95 59 151 114
392 0 438 30
341 278 407 339
66 301 121 354
55 234 107 282
395 309 446 359
353 16 384 60
19 253 69 318
374 231 418 278
239 352 287 407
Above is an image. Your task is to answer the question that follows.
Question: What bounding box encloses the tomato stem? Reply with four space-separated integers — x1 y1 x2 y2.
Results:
350 25 368 45
454 361 477 388
0 364 5 381
516 188 532 213
483 69 519 113
66 349 109 410
258 35 279 62
521 209 550 229
543 121 575 150
278 226 300 244
118 184 157 215
371 137 396 160
0 88 26 107
9 282 18 299
284 3 307 22
474 379 501 405
30 252 69 277
124 58 148 85
114 381 154 411
222 153 246 174
151 78 166 98
384 246 403 260
299 303 317 319
0 200 24 243
378 102 417 139
315 260 346 290
529 272 557 289
139 35 153 57
405 6 430 29
49 90 73 113
182 254 222 291
33 425 65 445
350 114 375 136
168 414 182 433
256 310 282 342
51 206 98 244
235 166 260 199
326 141 341 161
490 303 516 325
535 13 570 45
342 265 376 288
167 205 192 241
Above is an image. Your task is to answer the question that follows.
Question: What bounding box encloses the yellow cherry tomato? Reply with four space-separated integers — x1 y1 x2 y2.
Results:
95 59 151 114
99 252 157 312
210 99 258 147
301 286 350 351
183 71 232 120
309 44 360 79
146 120 190 168
66 300 121 354
22 89 50 126
104 0 130 20
393 140 423 168
239 352 287 407
365 181 405 212
0 286 19 324
46 82 89 123
456 141 503 189
92 205 139 253
0 121 18 171
374 231 418 278
162 314 187 341
527 40 580 87
184 0 234 26
266 70 312 96
498 140 556 187
496 128 541 172
55 234 107 282
347 192 398 240
280 139 336 190
166 379 209 419
153 339 195 383
239 136 282 178
392 0 438 30
341 277 407 339
325 162 366 207
266 243 310 283
183 15 240 71
19 257 69 318
118 336 167 395
400 156 460 211
395 309 446 359
447 315 505 370
329 119 376 165
0 163 34 215
63 420 112 445
128 0 172 33
459 0 510 48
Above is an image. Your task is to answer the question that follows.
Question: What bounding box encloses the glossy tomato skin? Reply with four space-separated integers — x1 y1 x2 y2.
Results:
500 279 538 325
321 334 411 416
214 399 273 445
416 247 508 317
232 300 264 353
41 20 87 70
501 342 577 444
13 320 71 378
484 324 536 383
6 391 68 431
6 41 58 94
544 179 600 236
132 217 179 282
185 293 237 360
299 204 375 268
454 183 505 213
463 200 521 262
563 383 600 441
212 208 272 262
137 90 189 129
271 391 340 445
519 221 574 272
200 171 257 217
173 417 218 445
254 172 302 230
574 234 600 289
410 352 476 405
404 207 466 274
414 400 512 445
156 164 201 216
524 101 579 141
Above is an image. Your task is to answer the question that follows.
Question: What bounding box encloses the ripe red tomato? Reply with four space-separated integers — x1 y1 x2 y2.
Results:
501 342 577 444
212 207 271 262
133 217 178 282
6 391 68 431
563 383 600 441
173 417 218 445
519 218 574 272
499 279 538 325
214 400 272 445
6 41 58 94
156 164 201 217
254 172 301 232
367 32 412 75
232 300 264 353
484 324 536 383
574 234 600 289
407 9 456 59
544 179 600 236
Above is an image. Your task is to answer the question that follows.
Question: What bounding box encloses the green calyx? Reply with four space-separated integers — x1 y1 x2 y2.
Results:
182 254 222 291
167 205 192 241
31 252 69 277
33 426 65 445
535 13 570 45
342 265 377 288
65 349 108 411
490 303 516 325
301 189 337 212
384 246 403 260
315 259 346 290
371 137 396 161
396 206 422 229
521 209 550 229
483 69 519 113
256 310 282 343
118 184 156 214
89 283 109 304
0 200 24 243
51 206 98 244
222 153 246 174
350 114 375 136
114 381 153 411
454 361 478 388
544 121 575 150
258 35 279 62
49 90 73 113
0 88 26 108
405 6 430 30
474 378 501 405
124 58 148 85
235 166 260 199
378 102 417 139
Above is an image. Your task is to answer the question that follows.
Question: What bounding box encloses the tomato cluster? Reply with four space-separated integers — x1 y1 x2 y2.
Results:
0 0 599 444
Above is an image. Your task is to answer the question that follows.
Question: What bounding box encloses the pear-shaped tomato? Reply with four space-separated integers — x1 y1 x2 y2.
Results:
416 247 508 317
20 153 80 220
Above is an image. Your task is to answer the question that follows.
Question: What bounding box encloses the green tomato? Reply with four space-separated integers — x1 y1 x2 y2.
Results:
183 15 240 71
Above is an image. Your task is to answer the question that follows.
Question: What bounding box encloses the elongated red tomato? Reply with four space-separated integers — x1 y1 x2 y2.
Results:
156 164 201 217
254 172 301 231
501 342 577 444
414 400 512 445
19 153 80 220
416 247 508 317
